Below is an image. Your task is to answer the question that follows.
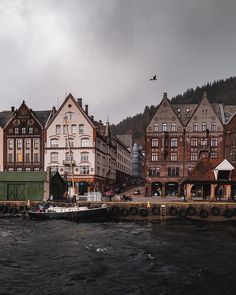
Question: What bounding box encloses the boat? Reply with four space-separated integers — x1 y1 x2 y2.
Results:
28 203 108 221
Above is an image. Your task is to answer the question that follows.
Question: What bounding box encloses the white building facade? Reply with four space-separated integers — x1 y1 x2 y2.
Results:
44 94 116 194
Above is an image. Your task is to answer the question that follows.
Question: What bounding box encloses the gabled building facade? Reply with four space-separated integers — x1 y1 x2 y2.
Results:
145 92 236 198
3 101 52 172
44 94 116 195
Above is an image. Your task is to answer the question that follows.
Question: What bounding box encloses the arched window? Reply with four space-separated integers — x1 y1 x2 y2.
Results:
81 138 89 147
50 138 59 148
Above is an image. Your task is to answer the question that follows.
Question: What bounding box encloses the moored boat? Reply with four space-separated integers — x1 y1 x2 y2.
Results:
28 204 108 221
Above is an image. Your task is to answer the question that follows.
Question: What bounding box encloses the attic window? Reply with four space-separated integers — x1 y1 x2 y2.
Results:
68 104 72 108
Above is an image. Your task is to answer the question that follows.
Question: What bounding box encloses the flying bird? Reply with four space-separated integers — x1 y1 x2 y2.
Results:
150 75 157 81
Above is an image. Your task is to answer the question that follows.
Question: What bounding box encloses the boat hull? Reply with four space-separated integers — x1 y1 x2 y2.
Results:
28 207 108 221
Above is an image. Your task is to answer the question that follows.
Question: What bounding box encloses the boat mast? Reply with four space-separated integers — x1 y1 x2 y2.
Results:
64 114 76 196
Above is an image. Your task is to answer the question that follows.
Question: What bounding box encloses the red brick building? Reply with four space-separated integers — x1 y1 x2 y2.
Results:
145 92 236 198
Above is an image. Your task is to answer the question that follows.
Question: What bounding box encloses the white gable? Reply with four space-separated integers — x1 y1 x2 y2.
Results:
213 159 234 180
214 159 234 171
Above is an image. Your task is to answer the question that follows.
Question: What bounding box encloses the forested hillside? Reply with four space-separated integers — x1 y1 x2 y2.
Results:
110 76 236 146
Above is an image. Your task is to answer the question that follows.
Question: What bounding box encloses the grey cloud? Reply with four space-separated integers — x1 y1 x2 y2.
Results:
0 0 236 123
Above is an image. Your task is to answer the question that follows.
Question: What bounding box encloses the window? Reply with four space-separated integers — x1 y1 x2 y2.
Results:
50 152 58 163
71 124 77 134
200 138 207 146
211 123 216 132
80 166 90 174
210 152 217 159
8 139 14 150
34 139 39 149
16 139 22 150
63 125 67 135
202 122 207 131
186 108 190 113
170 138 177 147
15 128 19 134
25 139 31 150
79 124 84 134
33 153 39 162
50 139 59 148
22 127 26 134
151 138 158 147
153 124 158 132
232 151 236 162
171 123 176 132
16 153 22 162
29 127 33 134
210 137 218 147
65 112 73 120
190 152 198 161
151 152 158 161
170 152 177 161
193 123 198 131
81 138 89 147
168 167 179 177
25 153 31 163
149 167 160 176
162 123 167 132
65 152 73 161
177 108 181 113
8 153 13 163
81 152 89 162
190 138 198 147
56 125 61 135
233 137 236 147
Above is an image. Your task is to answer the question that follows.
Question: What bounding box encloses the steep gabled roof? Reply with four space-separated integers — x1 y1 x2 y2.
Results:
46 93 96 129
146 93 183 131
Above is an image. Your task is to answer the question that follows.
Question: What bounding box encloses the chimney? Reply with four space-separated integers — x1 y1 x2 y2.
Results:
163 92 167 99
90 115 94 121
85 104 88 114
11 106 15 112
77 98 82 107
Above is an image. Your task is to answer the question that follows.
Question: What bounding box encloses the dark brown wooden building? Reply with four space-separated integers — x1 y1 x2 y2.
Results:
2 101 53 171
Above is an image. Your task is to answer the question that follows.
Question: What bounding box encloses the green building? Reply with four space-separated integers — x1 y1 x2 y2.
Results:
0 171 65 201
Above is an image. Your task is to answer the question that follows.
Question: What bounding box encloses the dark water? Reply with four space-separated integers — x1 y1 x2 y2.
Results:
0 219 236 295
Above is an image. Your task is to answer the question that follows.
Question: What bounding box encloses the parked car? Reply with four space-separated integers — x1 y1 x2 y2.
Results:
134 189 140 195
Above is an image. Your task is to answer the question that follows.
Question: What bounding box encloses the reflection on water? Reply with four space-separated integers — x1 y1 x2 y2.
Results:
0 218 236 295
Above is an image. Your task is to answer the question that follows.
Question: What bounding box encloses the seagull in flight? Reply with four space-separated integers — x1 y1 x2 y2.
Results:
150 75 157 81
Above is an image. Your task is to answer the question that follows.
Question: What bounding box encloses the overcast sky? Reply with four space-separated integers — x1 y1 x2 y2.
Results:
0 0 236 123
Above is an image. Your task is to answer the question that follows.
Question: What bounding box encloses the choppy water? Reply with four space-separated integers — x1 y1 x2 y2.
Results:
0 218 236 295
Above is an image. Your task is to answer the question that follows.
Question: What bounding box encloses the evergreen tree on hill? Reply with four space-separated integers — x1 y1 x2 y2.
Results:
111 76 236 145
